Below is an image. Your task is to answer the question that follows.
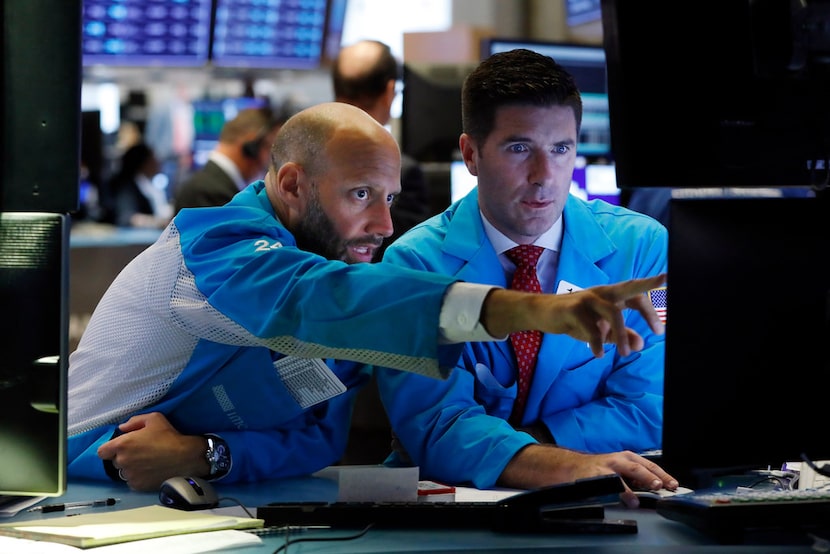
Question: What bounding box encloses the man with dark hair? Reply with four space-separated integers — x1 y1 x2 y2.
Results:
377 49 673 503
333 39 431 258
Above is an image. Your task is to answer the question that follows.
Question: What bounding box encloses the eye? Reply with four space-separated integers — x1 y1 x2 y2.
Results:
553 144 570 155
386 193 396 206
354 188 369 200
508 143 529 153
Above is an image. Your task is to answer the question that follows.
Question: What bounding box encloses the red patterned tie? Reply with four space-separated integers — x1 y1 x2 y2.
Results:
505 244 544 423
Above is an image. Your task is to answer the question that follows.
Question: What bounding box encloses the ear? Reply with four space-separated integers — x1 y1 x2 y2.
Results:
266 162 307 225
274 162 303 203
459 133 478 177
382 79 397 113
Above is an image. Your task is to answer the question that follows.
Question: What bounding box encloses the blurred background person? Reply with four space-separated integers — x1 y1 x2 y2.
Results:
332 39 431 260
174 106 285 213
108 142 172 229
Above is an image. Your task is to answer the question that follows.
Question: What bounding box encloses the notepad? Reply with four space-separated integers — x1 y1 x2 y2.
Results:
0 505 264 548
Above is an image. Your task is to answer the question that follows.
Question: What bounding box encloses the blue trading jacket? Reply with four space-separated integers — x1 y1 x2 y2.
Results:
377 188 667 489
67 180 462 484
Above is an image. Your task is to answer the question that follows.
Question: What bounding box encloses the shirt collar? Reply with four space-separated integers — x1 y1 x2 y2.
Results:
208 150 247 191
481 209 564 255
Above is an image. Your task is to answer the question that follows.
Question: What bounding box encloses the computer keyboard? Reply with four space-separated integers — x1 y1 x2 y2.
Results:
257 474 637 534
655 486 830 543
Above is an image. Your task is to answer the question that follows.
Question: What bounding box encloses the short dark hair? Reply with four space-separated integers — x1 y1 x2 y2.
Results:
332 40 400 101
461 48 583 145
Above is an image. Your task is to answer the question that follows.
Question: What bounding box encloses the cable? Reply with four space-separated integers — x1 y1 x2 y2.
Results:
217 496 255 519
271 523 374 554
801 452 830 478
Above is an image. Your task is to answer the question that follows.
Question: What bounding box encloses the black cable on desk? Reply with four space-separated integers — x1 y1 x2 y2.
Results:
271 522 374 554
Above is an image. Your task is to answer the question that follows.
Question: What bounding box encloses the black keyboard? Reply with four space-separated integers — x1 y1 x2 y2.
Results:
257 474 637 534
656 487 830 543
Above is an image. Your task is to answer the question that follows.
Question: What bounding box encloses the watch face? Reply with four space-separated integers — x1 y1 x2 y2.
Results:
213 443 230 471
207 437 231 476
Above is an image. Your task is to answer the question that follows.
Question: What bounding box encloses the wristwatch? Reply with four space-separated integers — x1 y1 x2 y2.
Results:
204 434 231 480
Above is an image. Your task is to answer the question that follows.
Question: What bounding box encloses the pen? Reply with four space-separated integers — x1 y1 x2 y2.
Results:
244 525 331 536
28 498 120 513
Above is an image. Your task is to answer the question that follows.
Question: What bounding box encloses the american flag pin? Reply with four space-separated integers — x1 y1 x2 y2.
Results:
648 287 667 324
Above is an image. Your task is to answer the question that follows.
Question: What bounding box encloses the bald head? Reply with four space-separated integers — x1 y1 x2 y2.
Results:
271 102 399 177
332 40 399 124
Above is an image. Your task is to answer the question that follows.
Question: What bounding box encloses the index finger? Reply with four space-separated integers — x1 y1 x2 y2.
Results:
607 274 666 301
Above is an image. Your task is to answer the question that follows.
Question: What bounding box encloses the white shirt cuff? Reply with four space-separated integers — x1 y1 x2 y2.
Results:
439 282 506 343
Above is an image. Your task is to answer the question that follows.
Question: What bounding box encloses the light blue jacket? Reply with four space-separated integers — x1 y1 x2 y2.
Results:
67 181 463 484
377 189 667 489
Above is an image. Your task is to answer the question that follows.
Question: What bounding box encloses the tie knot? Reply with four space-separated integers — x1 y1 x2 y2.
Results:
506 244 544 268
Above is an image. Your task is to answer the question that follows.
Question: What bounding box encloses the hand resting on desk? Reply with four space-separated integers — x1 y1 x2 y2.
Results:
498 445 680 509
98 412 211 492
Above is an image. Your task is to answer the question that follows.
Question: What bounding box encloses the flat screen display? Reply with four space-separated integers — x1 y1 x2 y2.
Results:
210 0 328 69
601 0 830 189
82 0 212 67
190 97 270 168
570 157 620 205
663 196 830 488
0 213 69 497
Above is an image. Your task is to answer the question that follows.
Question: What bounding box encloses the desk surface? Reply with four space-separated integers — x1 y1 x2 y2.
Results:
4 478 820 553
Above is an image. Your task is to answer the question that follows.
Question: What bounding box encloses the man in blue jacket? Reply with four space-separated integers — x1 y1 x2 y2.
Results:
377 49 670 494
67 101 672 505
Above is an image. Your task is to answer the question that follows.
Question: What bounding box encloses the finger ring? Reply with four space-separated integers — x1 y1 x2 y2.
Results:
118 468 127 481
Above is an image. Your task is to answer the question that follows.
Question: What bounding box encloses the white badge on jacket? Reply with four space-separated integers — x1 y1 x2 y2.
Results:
555 280 583 294
273 356 346 409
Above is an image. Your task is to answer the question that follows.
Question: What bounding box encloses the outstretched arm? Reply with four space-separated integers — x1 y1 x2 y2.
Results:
480 274 666 358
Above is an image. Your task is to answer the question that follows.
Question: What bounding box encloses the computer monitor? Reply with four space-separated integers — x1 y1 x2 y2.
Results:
601 0 830 190
481 38 611 158
190 97 270 168
662 196 830 489
400 62 478 163
449 160 476 204
82 0 212 67
0 212 69 497
570 157 620 206
210 0 330 69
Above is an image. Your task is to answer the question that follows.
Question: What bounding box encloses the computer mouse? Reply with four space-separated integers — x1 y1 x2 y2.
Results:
159 476 219 511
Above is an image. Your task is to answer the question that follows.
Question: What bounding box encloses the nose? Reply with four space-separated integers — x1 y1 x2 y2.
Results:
529 152 557 185
369 201 395 239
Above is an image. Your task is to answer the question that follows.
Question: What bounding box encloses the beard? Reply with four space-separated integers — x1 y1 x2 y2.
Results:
293 189 382 264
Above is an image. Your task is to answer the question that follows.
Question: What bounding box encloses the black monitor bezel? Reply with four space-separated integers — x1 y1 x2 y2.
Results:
662 196 830 488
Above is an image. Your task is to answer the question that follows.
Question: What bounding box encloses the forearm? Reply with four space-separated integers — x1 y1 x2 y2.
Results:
480 288 547 338
497 443 586 489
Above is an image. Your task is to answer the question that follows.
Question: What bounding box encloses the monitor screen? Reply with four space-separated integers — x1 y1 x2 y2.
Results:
570 156 620 205
190 97 270 168
82 0 212 67
321 0 349 66
449 160 476 204
601 0 830 189
482 38 611 158
210 0 329 69
400 62 478 163
662 196 830 488
0 213 69 497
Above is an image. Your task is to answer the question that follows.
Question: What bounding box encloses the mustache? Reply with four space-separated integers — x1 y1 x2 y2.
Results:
344 235 384 249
